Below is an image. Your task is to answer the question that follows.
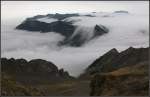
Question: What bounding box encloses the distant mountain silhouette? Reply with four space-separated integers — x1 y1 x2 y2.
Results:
16 13 109 47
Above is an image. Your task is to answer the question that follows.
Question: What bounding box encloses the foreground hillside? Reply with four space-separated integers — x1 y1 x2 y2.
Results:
85 47 148 75
1 58 75 95
90 61 149 96
85 47 149 96
1 47 149 96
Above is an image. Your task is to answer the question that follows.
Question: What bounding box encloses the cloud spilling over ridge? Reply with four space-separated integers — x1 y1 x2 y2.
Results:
1 12 149 76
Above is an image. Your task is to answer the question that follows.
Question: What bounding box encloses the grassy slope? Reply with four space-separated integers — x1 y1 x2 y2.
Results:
1 73 45 96
90 61 149 96
1 71 90 96
1 61 148 96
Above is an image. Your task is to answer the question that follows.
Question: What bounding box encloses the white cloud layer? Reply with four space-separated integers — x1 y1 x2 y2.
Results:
1 1 149 76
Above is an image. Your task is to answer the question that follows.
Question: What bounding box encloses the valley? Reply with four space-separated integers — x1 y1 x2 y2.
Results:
1 47 149 96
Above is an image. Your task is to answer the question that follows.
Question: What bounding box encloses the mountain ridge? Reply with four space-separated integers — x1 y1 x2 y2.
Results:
1 46 149 96
1 58 75 85
16 13 110 47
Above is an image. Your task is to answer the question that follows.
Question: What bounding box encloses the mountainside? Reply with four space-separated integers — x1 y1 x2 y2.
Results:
1 73 45 96
16 13 109 46
84 47 149 96
90 61 149 96
1 58 74 84
84 47 149 76
1 47 149 96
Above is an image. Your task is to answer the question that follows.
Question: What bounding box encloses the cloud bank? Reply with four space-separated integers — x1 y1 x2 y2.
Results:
2 12 149 76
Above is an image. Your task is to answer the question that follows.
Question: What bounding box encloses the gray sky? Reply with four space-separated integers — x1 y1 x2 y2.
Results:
1 1 149 20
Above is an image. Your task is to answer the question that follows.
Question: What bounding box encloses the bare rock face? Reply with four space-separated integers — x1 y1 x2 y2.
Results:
94 24 109 36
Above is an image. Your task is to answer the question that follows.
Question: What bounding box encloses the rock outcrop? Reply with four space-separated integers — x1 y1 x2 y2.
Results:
94 24 109 36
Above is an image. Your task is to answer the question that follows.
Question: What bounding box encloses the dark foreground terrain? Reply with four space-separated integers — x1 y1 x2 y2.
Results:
1 47 149 96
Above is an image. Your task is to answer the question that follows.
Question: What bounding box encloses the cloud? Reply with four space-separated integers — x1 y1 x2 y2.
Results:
1 1 149 20
1 11 149 77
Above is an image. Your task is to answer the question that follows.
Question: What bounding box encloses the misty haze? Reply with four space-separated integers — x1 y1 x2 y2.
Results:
1 1 149 96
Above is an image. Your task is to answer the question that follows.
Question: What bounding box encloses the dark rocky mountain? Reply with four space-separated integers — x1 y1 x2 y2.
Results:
1 47 149 96
94 24 109 36
60 24 109 47
84 47 149 76
90 61 149 96
16 20 75 37
1 58 74 84
16 13 109 47
79 47 149 96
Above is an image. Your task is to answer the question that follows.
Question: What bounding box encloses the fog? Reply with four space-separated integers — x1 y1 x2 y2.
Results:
2 1 149 19
1 1 149 76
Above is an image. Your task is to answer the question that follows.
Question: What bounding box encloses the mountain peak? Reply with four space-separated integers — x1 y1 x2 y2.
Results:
107 48 119 54
82 47 149 78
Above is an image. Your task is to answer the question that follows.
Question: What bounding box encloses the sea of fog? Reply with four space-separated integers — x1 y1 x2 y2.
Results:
1 12 149 76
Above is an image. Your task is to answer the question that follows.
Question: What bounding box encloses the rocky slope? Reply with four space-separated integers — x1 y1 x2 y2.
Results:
84 47 149 96
90 61 149 96
1 58 76 96
1 58 74 85
84 47 149 76
1 47 149 96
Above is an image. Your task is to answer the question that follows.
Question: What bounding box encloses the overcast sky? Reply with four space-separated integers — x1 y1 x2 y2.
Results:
1 1 149 20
